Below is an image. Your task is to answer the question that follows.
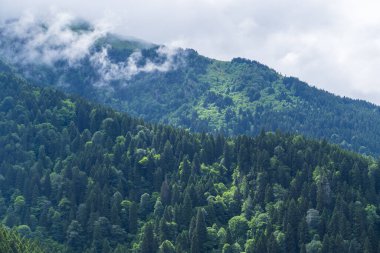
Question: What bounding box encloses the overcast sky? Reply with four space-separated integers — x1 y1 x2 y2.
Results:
1 0 380 104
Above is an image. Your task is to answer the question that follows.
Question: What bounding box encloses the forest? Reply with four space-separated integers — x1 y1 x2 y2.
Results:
2 28 380 157
0 67 380 252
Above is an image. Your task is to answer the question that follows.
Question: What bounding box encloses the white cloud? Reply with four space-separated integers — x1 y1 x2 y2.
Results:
0 11 109 65
90 45 181 87
0 11 182 86
1 0 380 104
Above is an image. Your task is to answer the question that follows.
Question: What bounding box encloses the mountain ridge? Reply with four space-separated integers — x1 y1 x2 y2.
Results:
1 17 380 156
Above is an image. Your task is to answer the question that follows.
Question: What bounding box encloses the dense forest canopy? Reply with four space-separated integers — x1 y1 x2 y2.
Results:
0 66 380 252
1 21 380 157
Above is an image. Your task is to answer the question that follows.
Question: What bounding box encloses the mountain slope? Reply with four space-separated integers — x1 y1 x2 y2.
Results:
1 18 380 156
1 63 380 252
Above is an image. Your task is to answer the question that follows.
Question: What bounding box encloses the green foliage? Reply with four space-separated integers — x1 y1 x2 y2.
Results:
0 69 379 252
306 236 323 253
228 215 248 244
0 225 45 253
3 36 380 156
140 222 157 253
159 240 176 253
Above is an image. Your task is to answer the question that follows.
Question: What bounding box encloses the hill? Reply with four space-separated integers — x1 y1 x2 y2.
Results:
1 18 380 156
0 63 380 252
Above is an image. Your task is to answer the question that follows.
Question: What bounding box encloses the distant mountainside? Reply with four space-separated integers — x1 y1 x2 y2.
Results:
1 64 380 252
1 18 380 156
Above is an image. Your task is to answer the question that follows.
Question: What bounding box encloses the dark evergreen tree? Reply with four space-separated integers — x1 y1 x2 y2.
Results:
141 223 157 253
190 208 207 253
129 202 138 234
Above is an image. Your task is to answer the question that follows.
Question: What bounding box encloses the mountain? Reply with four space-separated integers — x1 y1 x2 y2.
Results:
1 61 380 252
2 18 380 156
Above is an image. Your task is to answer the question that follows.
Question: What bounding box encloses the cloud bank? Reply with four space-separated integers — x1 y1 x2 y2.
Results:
90 45 180 87
0 11 181 86
1 0 380 104
0 11 109 65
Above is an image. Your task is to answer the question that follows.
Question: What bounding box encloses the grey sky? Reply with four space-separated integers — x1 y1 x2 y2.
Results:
1 0 380 104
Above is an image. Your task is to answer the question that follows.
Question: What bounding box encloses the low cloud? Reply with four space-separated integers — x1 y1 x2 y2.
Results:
90 45 181 87
0 11 182 87
1 1 380 104
0 11 110 65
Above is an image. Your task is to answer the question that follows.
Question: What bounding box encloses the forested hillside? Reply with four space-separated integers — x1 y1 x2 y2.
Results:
1 66 380 252
2 19 380 156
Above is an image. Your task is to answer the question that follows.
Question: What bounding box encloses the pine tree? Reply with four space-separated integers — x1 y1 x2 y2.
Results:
180 156 191 184
160 181 171 206
128 202 138 234
101 239 111 253
161 141 175 174
267 233 279 253
190 208 207 253
181 193 192 228
159 240 176 253
222 142 232 171
141 223 157 253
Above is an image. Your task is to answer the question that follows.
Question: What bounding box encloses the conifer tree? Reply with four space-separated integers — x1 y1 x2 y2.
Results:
141 223 157 253
128 202 138 234
190 208 207 253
